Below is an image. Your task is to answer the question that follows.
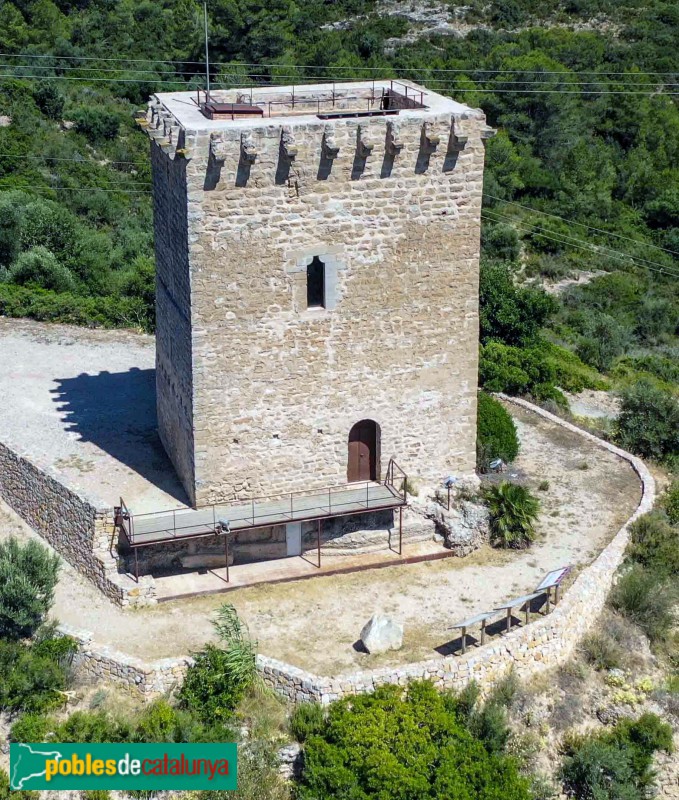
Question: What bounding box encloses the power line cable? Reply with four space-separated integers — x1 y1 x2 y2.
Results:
0 52 677 78
483 194 679 258
481 209 679 278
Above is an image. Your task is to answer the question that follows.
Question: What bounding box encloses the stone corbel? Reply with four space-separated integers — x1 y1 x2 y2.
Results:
240 132 257 164
322 127 340 160
481 125 497 140
448 118 469 152
385 120 404 156
210 132 229 161
421 121 440 153
357 125 374 158
280 128 298 162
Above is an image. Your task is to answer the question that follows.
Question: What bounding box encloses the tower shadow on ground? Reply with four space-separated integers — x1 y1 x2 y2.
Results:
51 367 189 506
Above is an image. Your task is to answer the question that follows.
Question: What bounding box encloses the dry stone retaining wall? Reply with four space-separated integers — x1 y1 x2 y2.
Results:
59 398 654 703
0 440 156 607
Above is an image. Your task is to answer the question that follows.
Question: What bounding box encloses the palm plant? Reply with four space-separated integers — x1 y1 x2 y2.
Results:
484 482 541 549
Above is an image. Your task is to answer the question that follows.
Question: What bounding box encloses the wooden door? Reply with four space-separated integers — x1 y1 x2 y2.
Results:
348 421 377 482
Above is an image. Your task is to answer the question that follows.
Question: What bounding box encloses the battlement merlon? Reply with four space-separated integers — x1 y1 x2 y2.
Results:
138 79 495 162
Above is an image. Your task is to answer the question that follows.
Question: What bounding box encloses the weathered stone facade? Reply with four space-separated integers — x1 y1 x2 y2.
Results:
143 81 490 506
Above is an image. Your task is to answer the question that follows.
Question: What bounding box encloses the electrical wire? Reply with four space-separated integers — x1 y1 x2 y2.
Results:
481 210 679 278
483 194 679 258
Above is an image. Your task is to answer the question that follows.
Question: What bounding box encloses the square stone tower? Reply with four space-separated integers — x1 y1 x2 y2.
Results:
142 80 491 507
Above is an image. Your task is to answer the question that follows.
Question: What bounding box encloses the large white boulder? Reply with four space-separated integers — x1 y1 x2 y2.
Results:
359 614 403 654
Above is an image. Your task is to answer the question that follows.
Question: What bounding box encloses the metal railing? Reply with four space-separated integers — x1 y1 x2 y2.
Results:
115 459 408 548
196 80 427 120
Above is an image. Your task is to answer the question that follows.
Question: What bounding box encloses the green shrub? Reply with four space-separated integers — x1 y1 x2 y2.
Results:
0 639 69 714
179 604 257 722
0 283 153 332
662 480 679 525
32 82 65 120
289 701 325 743
72 107 121 142
580 631 622 670
479 260 557 347
484 482 540 549
476 391 520 471
627 511 679 578
482 223 521 261
575 312 631 372
10 712 54 743
543 343 610 392
296 682 531 800
615 381 679 463
52 710 126 743
479 341 567 405
561 713 672 798
83 791 111 800
10 246 76 293
0 536 60 640
0 768 38 800
610 564 676 643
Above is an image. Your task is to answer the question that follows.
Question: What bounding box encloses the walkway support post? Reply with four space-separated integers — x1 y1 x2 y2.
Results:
317 519 322 568
224 532 230 583
399 506 403 555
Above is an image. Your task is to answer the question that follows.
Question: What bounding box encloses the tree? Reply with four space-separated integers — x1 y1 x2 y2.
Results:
32 83 65 120
476 391 520 471
483 482 540 549
0 537 60 640
615 381 679 462
10 247 75 293
479 260 557 347
296 682 531 800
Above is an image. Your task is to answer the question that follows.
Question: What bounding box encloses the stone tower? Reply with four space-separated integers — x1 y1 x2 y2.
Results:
142 80 491 507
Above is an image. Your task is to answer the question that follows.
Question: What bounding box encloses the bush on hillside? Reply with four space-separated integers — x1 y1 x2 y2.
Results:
560 713 672 799
0 638 70 714
479 260 557 347
482 224 521 261
610 564 676 644
0 536 60 640
10 247 76 293
476 391 520 471
289 701 325 743
296 682 531 800
0 768 38 800
0 283 153 332
179 605 257 722
72 107 120 142
479 341 567 406
484 482 541 549
627 511 679 578
662 480 679 525
615 381 679 463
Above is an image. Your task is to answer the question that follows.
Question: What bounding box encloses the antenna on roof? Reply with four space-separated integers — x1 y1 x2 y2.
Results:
203 1 211 102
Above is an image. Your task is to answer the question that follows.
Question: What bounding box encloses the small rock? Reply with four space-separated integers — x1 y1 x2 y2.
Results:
360 614 403 654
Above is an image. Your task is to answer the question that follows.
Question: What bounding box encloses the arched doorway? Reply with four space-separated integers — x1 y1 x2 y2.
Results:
347 420 380 483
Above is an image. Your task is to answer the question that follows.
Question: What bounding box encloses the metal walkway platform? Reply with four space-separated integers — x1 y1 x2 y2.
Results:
115 459 408 548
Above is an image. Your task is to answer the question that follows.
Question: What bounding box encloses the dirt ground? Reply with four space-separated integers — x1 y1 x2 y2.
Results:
0 403 641 676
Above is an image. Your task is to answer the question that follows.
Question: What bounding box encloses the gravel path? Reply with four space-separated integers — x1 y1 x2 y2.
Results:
0 402 640 675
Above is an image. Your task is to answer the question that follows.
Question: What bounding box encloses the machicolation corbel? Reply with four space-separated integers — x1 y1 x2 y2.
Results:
421 121 440 153
280 128 298 162
210 133 228 161
448 119 469 152
322 127 340 160
386 120 404 155
357 125 375 158
240 132 258 164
